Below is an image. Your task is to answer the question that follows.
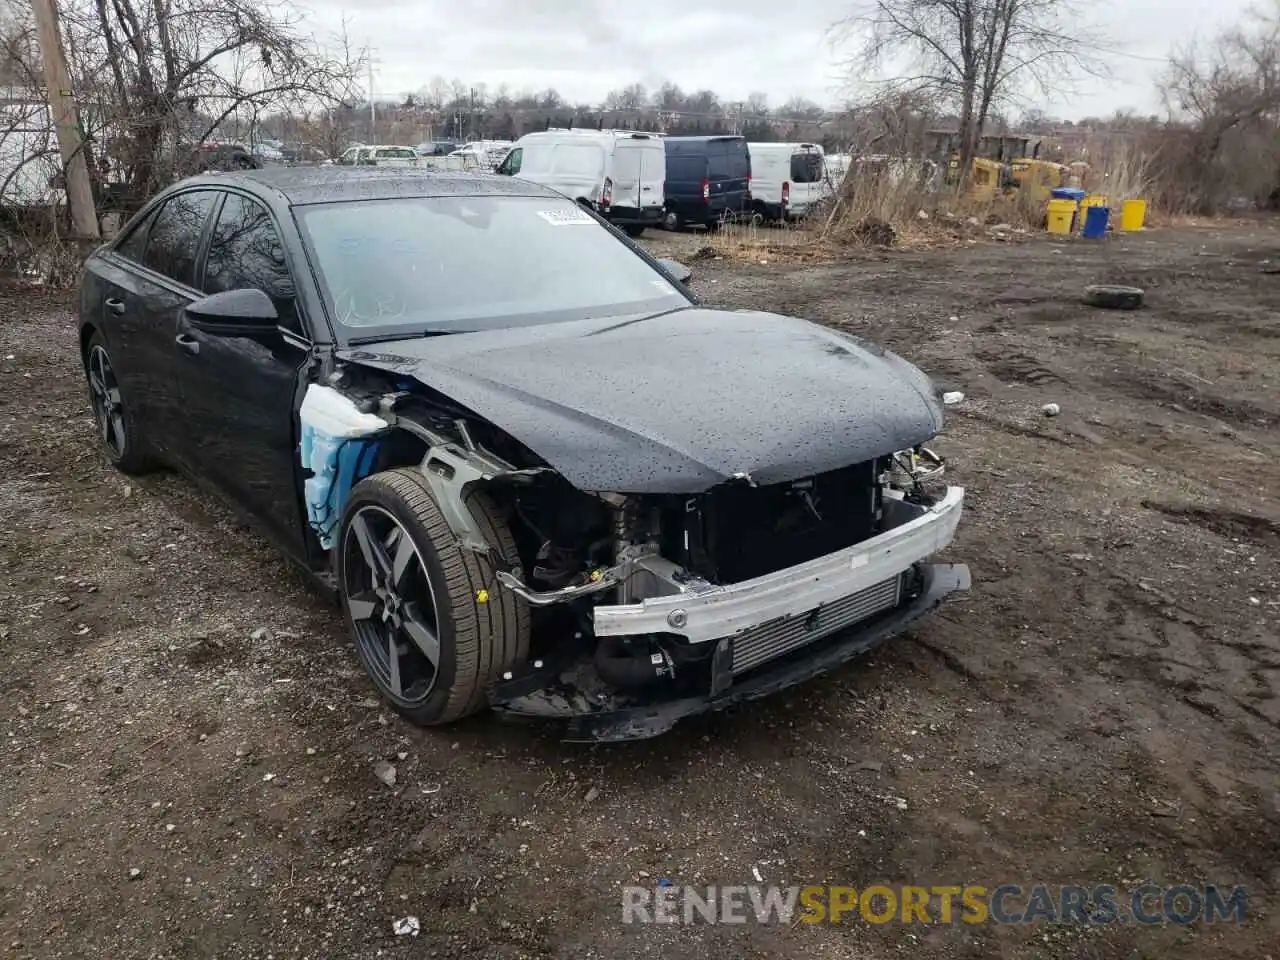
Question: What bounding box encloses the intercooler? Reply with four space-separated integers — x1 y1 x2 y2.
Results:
730 574 902 675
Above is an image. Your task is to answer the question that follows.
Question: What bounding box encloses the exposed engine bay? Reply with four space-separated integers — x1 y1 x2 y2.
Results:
311 362 966 741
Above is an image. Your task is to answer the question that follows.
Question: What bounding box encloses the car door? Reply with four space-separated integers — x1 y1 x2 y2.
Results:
95 189 220 461
175 189 313 558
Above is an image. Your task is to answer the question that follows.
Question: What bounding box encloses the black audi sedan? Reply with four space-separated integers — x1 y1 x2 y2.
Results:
78 167 969 741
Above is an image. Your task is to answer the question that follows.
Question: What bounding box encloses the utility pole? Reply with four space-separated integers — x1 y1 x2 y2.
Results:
365 41 378 144
29 0 98 239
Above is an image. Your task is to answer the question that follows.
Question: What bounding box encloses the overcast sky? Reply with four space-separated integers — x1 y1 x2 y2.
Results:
303 0 1256 119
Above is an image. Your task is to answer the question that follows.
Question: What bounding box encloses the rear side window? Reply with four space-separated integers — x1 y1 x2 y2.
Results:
140 190 219 286
790 153 824 184
377 147 416 160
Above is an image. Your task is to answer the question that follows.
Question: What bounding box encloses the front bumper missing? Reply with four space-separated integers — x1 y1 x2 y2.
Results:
592 486 964 645
491 562 970 741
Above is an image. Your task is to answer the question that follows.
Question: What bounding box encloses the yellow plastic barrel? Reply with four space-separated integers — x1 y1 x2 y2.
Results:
1082 194 1108 210
1120 199 1147 231
1046 198 1076 235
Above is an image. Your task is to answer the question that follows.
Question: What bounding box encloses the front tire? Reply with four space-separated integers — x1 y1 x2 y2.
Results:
84 331 155 474
623 224 645 237
337 468 530 726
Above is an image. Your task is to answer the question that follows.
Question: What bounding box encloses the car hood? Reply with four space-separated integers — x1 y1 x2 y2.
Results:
338 307 943 494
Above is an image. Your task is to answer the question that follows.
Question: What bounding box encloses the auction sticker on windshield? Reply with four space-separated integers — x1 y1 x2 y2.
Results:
537 207 596 225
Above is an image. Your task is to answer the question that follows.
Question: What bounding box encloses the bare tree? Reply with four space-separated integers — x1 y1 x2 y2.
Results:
1162 2 1280 210
832 0 1104 175
0 0 361 207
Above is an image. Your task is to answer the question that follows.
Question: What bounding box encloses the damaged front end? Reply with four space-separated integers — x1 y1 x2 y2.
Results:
486 450 967 741
308 367 968 743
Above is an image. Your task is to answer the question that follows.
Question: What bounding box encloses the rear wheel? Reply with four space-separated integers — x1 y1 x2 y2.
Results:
623 224 645 237
84 332 155 474
337 468 530 726
663 208 683 232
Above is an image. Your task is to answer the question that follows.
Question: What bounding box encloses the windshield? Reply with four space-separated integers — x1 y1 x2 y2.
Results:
297 195 690 337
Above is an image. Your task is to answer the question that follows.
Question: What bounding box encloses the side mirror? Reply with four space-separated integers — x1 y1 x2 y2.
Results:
186 288 279 333
657 258 692 284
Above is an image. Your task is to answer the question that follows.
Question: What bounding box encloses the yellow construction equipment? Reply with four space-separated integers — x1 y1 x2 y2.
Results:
1009 158 1067 203
929 129 1064 202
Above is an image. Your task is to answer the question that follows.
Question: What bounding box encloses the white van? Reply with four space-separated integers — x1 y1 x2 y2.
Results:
495 129 666 236
747 142 830 221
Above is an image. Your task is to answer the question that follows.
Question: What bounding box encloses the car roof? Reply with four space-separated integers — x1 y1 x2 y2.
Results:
517 129 662 141
176 166 566 205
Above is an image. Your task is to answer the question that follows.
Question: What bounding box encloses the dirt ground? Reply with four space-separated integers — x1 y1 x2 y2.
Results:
1 222 1278 959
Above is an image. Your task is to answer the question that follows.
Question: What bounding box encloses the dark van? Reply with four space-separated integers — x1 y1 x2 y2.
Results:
661 135 751 231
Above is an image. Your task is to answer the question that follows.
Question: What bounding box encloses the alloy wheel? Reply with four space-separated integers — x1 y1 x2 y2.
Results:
341 505 442 705
87 344 126 458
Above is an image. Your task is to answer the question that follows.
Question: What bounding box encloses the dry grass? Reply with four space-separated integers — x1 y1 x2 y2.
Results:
705 217 835 263
691 147 1200 261
821 172 1044 249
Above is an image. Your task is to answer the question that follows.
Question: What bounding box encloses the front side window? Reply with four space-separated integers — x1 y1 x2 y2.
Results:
140 190 219 286
203 193 301 335
114 207 158 263
497 147 522 175
297 195 690 338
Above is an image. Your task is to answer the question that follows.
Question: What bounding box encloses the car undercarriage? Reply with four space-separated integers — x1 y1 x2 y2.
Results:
311 367 969 741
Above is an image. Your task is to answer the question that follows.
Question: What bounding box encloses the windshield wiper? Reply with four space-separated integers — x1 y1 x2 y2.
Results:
345 328 462 346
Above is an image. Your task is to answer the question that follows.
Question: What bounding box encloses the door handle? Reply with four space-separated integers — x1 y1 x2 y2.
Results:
175 333 200 355
105 297 125 315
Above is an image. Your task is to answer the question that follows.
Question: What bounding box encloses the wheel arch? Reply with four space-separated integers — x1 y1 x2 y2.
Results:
78 321 99 368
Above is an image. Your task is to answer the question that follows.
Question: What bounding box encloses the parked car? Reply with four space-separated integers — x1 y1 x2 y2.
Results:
415 140 460 157
181 142 260 175
354 145 420 167
252 143 285 164
495 129 665 236
448 140 512 169
279 144 326 164
661 135 751 231
335 145 364 166
747 142 829 221
76 167 968 742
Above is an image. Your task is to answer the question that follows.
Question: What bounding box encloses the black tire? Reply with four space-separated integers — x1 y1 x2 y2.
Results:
337 468 530 726
663 208 683 232
84 331 156 474
1082 284 1144 310
623 224 645 237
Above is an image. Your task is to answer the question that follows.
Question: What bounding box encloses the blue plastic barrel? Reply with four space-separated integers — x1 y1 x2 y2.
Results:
1081 204 1110 239
1051 187 1086 201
